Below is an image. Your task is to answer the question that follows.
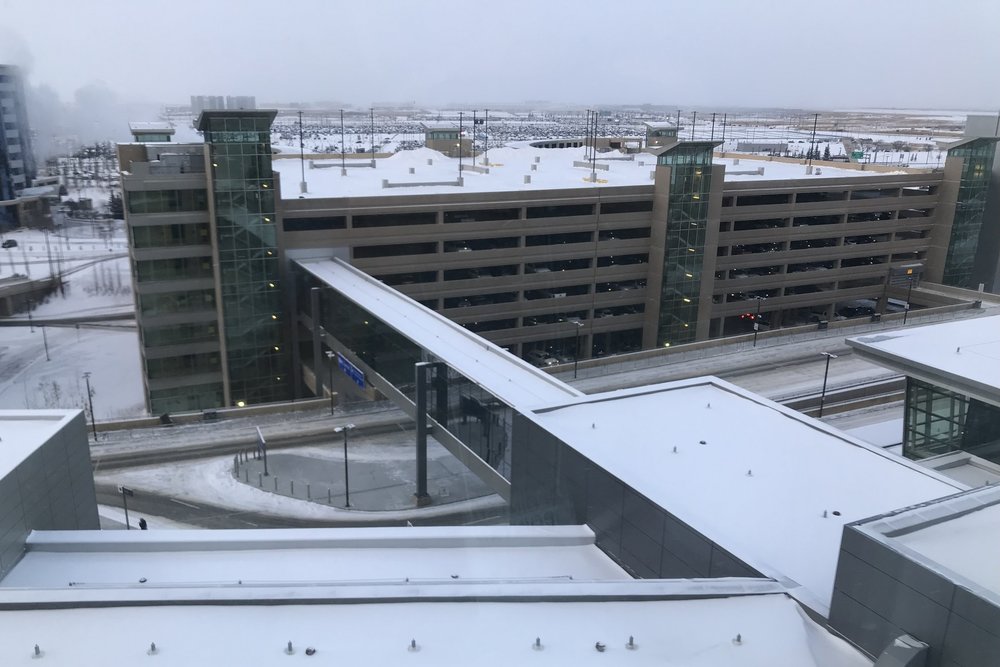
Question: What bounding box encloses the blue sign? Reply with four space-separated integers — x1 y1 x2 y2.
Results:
337 353 366 389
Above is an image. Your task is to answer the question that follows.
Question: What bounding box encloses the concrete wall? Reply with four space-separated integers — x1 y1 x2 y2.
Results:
830 522 1000 665
510 413 761 580
0 412 98 579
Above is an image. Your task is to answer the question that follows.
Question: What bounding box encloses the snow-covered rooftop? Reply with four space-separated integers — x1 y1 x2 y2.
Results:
0 410 80 480
896 501 1000 596
128 121 173 133
847 315 1000 407
858 485 1000 599
273 145 898 199
0 587 870 666
643 121 678 129
295 258 582 410
0 526 627 589
525 378 963 615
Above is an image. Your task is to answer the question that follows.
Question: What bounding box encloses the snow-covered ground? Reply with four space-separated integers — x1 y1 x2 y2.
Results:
0 221 145 419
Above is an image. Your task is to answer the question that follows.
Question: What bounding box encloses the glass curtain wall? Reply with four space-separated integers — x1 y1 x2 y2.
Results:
903 377 1000 462
943 138 997 287
310 277 515 478
203 113 290 406
656 143 714 347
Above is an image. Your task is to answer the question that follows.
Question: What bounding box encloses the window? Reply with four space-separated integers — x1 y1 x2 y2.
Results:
526 204 594 218
283 216 346 231
352 212 436 228
444 208 520 223
126 189 208 214
601 200 653 215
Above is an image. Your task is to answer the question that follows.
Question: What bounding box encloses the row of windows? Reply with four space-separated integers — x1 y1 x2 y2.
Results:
353 228 651 260
139 289 216 317
132 223 210 248
136 257 214 283
144 322 219 348
147 352 221 379
728 187 918 208
280 202 651 233
127 189 208 215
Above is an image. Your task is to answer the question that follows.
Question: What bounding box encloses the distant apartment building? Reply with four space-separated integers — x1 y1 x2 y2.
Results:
120 110 997 414
190 95 257 115
0 65 36 227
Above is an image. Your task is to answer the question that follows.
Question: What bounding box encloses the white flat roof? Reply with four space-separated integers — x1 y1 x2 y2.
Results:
0 591 870 666
857 485 1000 599
296 258 582 410
128 121 174 133
275 145 895 199
1 526 627 589
526 378 962 615
847 315 1000 407
895 501 1000 595
0 410 80 480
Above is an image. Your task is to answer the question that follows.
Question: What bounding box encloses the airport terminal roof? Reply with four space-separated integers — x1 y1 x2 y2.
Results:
0 527 871 666
272 145 904 199
858 485 1000 600
1 525 628 589
847 315 1000 407
295 258 582 411
525 378 963 616
0 410 80 480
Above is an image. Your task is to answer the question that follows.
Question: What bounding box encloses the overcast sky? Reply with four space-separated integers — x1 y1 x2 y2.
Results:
2 0 999 111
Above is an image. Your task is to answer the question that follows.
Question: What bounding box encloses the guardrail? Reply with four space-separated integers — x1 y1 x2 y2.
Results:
554 300 984 381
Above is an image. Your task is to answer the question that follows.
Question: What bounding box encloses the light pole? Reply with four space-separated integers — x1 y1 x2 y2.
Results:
751 296 765 348
118 485 134 529
334 423 356 508
570 319 584 378
902 276 914 325
818 352 838 418
82 371 97 440
325 350 336 415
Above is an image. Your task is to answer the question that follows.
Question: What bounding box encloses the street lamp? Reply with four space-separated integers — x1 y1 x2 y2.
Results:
750 296 766 348
902 276 914 325
334 423 356 508
325 350 336 415
570 319 585 378
82 371 97 440
817 352 838 418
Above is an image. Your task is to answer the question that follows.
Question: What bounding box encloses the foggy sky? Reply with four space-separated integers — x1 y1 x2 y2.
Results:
2 0 999 112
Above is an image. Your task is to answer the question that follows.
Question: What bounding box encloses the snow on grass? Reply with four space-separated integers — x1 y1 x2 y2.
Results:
0 223 145 419
96 456 503 523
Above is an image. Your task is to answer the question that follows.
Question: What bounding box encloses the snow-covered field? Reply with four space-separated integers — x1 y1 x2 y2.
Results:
0 220 145 419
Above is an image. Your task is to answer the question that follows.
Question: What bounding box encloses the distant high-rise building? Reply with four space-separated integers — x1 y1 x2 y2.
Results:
225 95 256 111
190 95 225 115
190 95 256 114
0 64 36 228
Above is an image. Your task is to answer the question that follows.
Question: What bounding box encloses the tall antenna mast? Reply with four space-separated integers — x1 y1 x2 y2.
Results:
340 109 346 175
458 111 464 180
484 108 489 166
298 110 307 194
808 112 819 171
591 109 598 181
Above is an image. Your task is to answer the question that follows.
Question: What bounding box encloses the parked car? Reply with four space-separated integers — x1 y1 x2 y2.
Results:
525 350 559 367
2 239 17 248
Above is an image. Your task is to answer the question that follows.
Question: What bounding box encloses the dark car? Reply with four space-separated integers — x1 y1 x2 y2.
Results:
1 239 17 248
